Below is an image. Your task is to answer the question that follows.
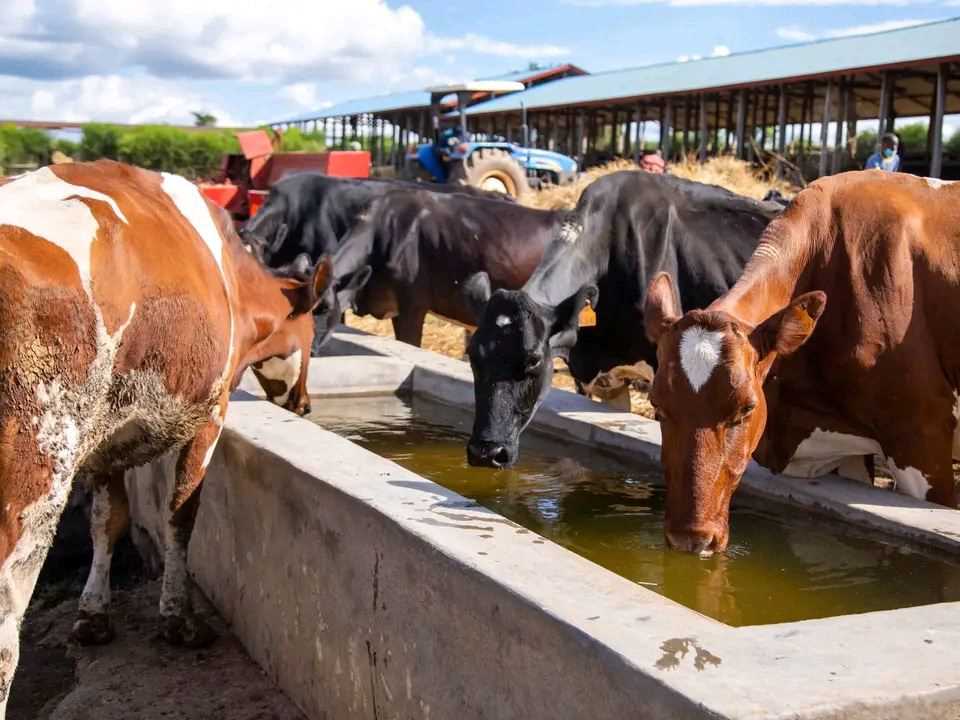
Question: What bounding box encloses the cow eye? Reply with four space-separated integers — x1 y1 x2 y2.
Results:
525 354 544 374
727 403 756 428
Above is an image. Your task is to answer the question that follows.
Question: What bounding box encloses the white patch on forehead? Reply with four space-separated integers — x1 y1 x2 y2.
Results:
495 314 512 328
254 349 302 407
0 166 128 297
679 326 724 392
924 177 955 189
160 173 235 385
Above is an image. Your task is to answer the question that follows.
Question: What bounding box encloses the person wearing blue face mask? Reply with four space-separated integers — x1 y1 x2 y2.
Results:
865 132 901 172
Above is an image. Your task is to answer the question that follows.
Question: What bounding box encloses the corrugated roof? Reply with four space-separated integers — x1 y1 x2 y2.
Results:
276 64 587 124
464 17 960 116
280 89 430 124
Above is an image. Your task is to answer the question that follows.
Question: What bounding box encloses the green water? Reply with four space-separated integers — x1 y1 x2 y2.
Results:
309 396 960 626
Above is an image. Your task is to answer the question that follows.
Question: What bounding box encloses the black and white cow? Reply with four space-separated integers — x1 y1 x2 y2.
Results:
463 171 783 467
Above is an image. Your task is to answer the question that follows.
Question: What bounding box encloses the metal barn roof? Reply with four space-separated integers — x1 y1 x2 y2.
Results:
277 64 588 124
464 17 960 116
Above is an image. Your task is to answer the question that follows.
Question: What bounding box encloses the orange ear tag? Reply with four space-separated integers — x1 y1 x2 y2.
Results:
579 305 597 328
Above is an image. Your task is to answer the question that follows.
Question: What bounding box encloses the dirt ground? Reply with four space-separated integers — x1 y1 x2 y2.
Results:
9 502 304 720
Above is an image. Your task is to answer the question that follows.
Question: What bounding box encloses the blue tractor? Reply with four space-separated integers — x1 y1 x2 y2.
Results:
404 82 578 199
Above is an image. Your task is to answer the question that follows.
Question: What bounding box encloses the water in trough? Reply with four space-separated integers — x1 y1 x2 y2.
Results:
309 395 960 626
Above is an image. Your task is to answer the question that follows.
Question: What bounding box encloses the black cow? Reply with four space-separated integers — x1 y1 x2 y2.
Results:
240 174 513 266
310 189 569 351
462 171 783 467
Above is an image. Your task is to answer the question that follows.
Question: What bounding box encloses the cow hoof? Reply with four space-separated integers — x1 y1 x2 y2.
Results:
160 614 216 648
71 612 115 645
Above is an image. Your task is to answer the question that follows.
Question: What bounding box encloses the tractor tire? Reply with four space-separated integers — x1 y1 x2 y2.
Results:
449 149 528 199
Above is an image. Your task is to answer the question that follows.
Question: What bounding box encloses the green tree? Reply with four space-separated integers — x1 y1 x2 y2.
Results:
192 111 217 128
278 127 325 152
0 125 52 168
80 123 122 160
896 122 927 154
946 128 960 157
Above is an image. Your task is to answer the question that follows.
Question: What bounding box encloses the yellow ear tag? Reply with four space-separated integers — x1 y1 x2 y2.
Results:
578 304 597 328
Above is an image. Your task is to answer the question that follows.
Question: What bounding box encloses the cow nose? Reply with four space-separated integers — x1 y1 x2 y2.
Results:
467 442 515 468
665 528 721 558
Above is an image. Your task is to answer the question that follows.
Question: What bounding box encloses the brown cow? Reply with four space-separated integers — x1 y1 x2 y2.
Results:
644 171 960 556
0 160 330 710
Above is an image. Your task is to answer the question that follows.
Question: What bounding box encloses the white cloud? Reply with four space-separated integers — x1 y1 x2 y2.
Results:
426 33 569 59
776 17 932 41
280 82 331 109
1 73 240 126
711 45 731 56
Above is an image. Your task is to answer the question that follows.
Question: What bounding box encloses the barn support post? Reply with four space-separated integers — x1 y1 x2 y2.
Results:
818 79 833 178
634 102 643 155
623 108 631 159
660 101 673 159
724 92 735 154
834 77 848 173
735 90 747 160
878 71 891 135
930 63 948 178
610 109 619 154
575 110 585 165
680 98 690 156
713 96 721 154
341 116 347 150
760 90 771 151
698 93 708 162
776 85 787 178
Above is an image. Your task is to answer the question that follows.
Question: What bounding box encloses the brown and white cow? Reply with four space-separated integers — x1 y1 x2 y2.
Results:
0 160 330 710
644 171 960 556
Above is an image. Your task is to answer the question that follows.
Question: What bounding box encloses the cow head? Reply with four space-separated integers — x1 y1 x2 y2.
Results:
239 192 290 263
644 272 825 556
463 271 597 467
310 265 373 354
248 255 335 415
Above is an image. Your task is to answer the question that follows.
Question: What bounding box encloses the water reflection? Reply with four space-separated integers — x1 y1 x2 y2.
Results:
309 396 960 626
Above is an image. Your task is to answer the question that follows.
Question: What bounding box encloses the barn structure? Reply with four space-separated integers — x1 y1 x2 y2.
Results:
274 18 960 180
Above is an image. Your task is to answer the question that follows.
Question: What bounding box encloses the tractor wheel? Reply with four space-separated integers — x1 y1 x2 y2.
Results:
450 149 528 199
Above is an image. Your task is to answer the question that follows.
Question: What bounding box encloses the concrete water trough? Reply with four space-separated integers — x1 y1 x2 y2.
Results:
128 327 960 720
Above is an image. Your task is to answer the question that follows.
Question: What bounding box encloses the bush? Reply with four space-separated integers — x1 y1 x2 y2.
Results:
279 127 325 152
80 123 122 161
946 128 960 157
118 126 239 179
0 125 52 168
896 122 927 155
53 138 79 158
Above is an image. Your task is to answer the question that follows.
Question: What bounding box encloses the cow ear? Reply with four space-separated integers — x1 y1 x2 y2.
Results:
644 272 680 344
335 265 373 309
462 272 492 322
750 291 826 369
290 255 333 316
548 284 598 359
270 223 289 255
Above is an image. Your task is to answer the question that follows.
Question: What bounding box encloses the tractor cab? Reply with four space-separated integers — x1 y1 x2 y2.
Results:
405 81 578 199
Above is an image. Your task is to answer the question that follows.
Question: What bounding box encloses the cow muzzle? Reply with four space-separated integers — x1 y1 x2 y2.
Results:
467 440 516 468
664 525 727 558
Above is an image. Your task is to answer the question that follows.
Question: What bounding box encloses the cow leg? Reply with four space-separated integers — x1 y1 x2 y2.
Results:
72 470 129 645
391 307 427 347
158 411 224 648
0 442 75 713
881 412 957 507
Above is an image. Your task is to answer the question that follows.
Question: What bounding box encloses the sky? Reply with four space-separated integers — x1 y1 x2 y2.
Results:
0 0 957 128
